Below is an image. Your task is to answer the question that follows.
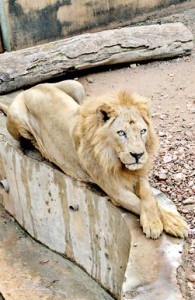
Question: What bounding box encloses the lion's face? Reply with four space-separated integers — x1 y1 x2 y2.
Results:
97 104 150 171
109 107 148 170
78 91 158 174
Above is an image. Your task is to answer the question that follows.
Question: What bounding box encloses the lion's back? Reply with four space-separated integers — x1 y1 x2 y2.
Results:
24 84 79 118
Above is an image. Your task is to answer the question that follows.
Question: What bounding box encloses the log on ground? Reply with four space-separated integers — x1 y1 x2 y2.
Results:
0 22 193 94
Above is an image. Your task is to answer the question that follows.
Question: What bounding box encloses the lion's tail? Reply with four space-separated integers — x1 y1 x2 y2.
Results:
0 102 8 116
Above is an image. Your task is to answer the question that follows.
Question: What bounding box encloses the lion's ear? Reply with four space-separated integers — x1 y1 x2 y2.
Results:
96 104 116 123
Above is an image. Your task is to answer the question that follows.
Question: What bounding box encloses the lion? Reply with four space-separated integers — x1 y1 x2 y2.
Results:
0 80 188 239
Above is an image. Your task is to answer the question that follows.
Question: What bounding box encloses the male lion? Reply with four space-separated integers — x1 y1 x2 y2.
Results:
0 80 188 239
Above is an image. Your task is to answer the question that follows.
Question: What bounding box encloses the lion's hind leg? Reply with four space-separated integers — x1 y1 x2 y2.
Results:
6 106 38 152
0 102 8 115
54 80 85 104
160 208 188 238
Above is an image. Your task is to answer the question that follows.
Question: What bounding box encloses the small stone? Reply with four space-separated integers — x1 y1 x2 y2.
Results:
183 204 195 212
86 77 94 83
189 190 194 196
156 173 167 180
181 208 189 214
130 63 137 69
188 94 195 100
39 259 49 265
177 195 183 202
188 181 193 187
187 273 195 282
169 73 175 78
159 131 166 137
189 248 194 254
171 192 176 199
160 94 169 100
172 173 184 182
183 197 195 205
188 229 195 238
163 155 173 163
152 112 160 117
184 56 190 62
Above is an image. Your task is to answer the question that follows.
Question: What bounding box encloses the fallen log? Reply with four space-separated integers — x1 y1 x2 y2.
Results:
0 22 193 94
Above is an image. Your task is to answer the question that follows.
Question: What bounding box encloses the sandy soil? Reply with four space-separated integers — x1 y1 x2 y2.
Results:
78 4 195 300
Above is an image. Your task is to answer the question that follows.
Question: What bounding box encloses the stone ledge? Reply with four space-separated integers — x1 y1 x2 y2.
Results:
0 115 184 300
0 203 114 300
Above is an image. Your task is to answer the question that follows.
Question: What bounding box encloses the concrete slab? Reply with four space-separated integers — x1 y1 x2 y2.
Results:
0 203 114 300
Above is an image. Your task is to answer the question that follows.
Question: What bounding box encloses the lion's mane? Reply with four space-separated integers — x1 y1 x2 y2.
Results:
74 91 159 178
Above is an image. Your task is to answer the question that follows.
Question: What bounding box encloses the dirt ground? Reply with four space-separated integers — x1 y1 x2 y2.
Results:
78 3 195 299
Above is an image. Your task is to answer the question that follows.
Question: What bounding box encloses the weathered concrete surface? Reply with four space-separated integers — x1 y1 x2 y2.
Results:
0 203 114 300
0 111 185 300
122 190 185 300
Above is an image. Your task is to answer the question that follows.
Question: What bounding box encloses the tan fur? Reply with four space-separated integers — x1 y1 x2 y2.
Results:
0 102 8 115
0 81 188 239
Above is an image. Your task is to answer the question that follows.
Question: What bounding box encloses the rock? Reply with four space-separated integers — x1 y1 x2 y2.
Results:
86 77 94 83
188 94 195 100
187 274 195 282
171 192 176 199
152 112 160 117
177 195 183 202
130 63 137 69
188 229 195 238
163 155 173 163
183 196 195 205
155 172 167 180
159 131 166 137
188 248 194 254
181 208 189 214
168 73 175 78
183 204 195 213
172 173 185 182
189 190 194 196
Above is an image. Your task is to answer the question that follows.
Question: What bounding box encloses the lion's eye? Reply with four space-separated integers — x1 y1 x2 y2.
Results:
140 129 147 135
117 130 126 137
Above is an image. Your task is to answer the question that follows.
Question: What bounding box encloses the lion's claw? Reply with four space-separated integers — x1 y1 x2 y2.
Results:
140 209 163 239
160 209 188 238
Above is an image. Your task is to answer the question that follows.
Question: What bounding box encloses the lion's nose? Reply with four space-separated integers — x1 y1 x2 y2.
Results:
130 152 144 162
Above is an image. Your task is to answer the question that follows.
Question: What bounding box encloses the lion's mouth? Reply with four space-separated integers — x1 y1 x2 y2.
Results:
124 163 143 170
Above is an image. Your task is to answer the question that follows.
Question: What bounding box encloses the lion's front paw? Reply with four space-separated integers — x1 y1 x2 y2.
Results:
140 208 163 239
160 209 188 238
